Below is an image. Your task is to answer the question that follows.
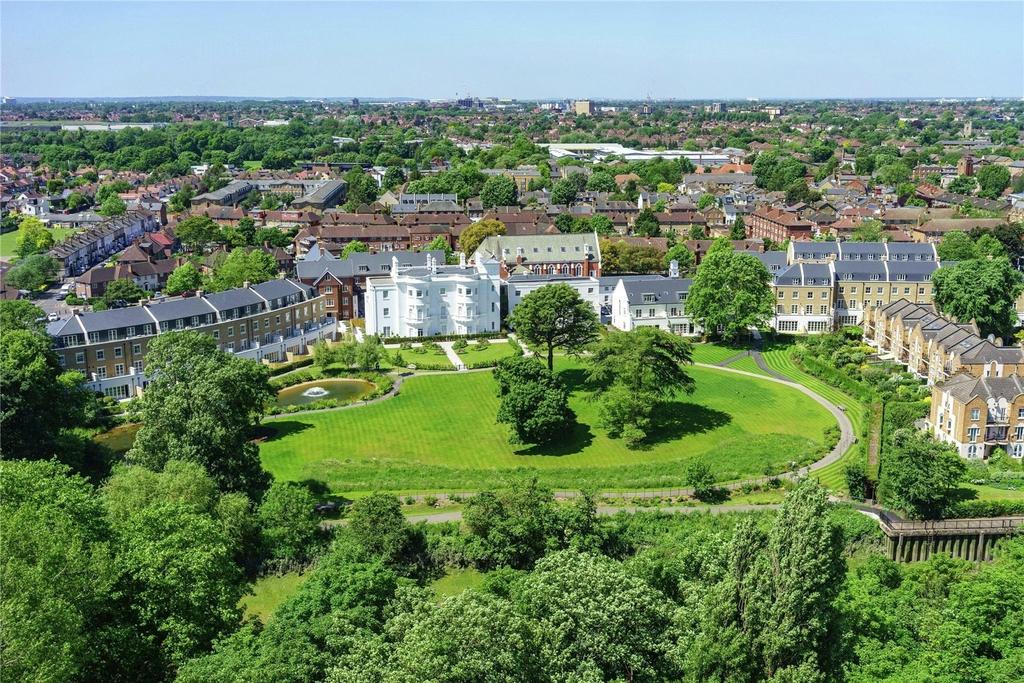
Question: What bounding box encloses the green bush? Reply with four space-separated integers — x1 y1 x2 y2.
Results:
946 499 1024 518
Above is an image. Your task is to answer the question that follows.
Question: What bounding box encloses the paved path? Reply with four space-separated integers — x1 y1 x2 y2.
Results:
715 351 750 367
368 362 855 505
439 341 467 371
406 502 784 524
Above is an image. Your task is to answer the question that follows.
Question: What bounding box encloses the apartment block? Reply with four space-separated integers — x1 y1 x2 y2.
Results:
46 278 333 399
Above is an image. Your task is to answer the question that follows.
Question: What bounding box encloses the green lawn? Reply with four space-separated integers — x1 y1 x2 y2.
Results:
431 568 485 599
260 360 836 494
241 572 309 622
0 226 76 259
723 355 771 377
760 343 867 493
453 341 519 367
690 342 750 365
403 348 454 370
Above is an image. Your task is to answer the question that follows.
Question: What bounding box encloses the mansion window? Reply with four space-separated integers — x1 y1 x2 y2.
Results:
971 408 981 421
968 427 980 443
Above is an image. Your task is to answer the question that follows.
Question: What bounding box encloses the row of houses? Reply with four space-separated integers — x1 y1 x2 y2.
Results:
862 300 1024 460
46 278 334 399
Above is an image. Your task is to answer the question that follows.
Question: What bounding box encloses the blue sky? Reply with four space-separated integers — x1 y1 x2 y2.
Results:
2 1 1022 99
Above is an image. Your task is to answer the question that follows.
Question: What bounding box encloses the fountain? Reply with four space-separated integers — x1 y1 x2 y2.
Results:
276 378 376 407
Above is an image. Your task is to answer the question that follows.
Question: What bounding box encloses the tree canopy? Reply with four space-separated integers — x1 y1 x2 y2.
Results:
507 283 600 371
686 240 775 340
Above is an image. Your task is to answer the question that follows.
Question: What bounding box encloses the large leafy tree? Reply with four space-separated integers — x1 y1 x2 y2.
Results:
5 253 59 290
684 481 845 681
257 481 321 565
507 283 600 371
126 332 272 499
686 239 774 340
879 429 967 519
493 356 576 446
103 278 147 305
976 164 1010 199
600 239 664 274
14 215 54 258
352 591 542 683
633 207 661 237
208 247 278 291
550 177 578 205
664 242 695 271
932 256 1024 338
459 217 506 257
0 306 93 460
462 479 562 569
0 460 120 683
165 262 203 295
480 174 518 208
175 215 222 252
347 493 426 574
588 326 695 446
515 550 679 681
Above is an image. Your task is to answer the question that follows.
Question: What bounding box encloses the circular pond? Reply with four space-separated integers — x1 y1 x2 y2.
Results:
276 379 375 407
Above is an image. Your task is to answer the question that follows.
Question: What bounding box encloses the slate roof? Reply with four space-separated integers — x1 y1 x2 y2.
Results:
774 263 833 286
941 373 1024 403
620 276 693 306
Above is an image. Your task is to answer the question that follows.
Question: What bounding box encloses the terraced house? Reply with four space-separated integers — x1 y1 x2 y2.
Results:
862 300 1024 386
929 374 1024 459
46 278 333 399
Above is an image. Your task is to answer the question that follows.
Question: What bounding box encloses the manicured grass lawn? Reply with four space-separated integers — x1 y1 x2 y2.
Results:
431 568 485 599
453 341 519 367
690 342 750 365
724 355 771 377
0 226 76 259
403 348 454 370
260 359 836 493
760 342 867 493
241 572 309 622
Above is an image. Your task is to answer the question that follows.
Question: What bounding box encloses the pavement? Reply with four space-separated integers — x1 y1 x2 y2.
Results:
406 502 784 524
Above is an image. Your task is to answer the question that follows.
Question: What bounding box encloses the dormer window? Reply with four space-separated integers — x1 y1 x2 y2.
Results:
642 293 655 303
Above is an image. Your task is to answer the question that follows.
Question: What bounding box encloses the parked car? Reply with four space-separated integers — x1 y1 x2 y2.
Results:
47 312 60 322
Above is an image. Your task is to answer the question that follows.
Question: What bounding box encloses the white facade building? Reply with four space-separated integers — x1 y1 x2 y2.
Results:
505 273 602 318
610 273 700 336
365 254 501 338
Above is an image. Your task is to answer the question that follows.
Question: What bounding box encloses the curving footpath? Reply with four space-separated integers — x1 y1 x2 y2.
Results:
307 362 856 504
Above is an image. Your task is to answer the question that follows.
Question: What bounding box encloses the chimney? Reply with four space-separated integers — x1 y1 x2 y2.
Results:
196 289 205 297
391 255 399 273
459 251 466 267
669 259 680 278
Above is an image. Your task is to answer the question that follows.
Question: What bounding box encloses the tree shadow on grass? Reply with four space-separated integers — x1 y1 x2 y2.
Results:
634 401 733 450
254 421 313 443
514 420 595 457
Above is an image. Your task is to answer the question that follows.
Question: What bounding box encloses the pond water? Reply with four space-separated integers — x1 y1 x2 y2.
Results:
276 379 375 407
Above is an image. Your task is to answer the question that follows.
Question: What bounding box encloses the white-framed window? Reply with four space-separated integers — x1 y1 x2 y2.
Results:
96 350 105 361
75 352 85 364
132 343 141 354
971 408 981 421
968 427 980 443
114 347 123 358
114 363 124 376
